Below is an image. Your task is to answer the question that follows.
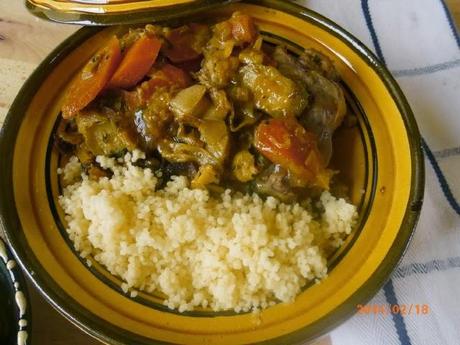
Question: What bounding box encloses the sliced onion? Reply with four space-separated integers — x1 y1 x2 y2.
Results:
169 84 208 118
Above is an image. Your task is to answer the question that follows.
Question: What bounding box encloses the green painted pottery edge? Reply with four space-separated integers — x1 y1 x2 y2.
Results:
0 1 424 344
25 0 241 26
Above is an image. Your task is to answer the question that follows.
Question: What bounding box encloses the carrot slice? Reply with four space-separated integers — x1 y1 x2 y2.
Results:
108 35 162 89
61 36 121 119
254 118 331 188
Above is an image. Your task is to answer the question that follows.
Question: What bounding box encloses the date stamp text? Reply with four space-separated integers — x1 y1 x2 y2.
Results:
357 304 430 316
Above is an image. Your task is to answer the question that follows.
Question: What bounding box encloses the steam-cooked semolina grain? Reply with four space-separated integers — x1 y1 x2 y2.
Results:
59 151 357 312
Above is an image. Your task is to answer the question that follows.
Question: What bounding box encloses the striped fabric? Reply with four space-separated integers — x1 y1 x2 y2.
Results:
293 1 460 344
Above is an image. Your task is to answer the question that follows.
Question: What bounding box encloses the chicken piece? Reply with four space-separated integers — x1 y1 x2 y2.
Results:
199 56 240 89
239 64 309 118
197 17 241 88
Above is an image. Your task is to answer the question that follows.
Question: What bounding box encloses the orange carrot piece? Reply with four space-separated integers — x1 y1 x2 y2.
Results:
61 36 121 119
254 118 328 187
108 35 161 89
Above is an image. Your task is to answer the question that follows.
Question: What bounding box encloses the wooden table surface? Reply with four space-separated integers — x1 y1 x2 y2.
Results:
0 1 458 344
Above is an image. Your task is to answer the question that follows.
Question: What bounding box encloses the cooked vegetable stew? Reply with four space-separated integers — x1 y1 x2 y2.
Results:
57 12 349 202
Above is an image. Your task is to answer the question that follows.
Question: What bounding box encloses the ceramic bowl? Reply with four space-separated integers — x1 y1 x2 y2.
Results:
0 238 31 345
0 1 424 344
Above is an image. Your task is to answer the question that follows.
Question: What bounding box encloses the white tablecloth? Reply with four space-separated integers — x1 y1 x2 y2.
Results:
294 1 460 344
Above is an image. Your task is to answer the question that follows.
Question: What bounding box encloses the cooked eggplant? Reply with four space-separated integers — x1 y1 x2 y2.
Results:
253 164 296 203
134 87 175 151
299 48 340 81
272 46 346 163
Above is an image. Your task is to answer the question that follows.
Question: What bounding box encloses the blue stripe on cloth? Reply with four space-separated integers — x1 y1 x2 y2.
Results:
393 257 460 279
360 3 458 344
434 146 460 158
383 280 413 345
423 138 460 215
392 59 460 77
439 0 460 48
361 0 386 63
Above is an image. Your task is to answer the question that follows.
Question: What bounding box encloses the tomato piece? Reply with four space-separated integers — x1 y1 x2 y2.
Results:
230 13 257 43
164 26 196 61
163 24 208 63
254 118 331 188
164 46 199 64
157 64 192 89
61 36 122 119
141 64 191 98
108 35 162 89
124 64 192 111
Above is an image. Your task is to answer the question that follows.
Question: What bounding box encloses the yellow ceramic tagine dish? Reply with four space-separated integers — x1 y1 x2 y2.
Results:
0 1 423 344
